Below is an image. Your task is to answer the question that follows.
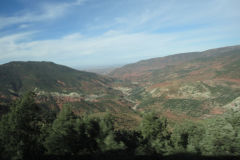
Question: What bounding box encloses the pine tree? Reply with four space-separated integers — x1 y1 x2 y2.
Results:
171 122 204 154
44 104 77 155
200 117 236 155
0 92 44 160
96 114 125 152
138 112 171 155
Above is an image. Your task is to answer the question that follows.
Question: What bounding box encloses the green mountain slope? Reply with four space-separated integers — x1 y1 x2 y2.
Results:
0 61 113 94
0 61 136 117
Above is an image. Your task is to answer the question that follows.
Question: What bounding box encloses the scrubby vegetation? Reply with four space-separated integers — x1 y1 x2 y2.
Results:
163 99 207 117
0 92 240 160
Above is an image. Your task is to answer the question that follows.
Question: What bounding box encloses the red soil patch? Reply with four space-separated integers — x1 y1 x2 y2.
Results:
188 67 212 77
162 109 199 122
148 82 172 90
210 107 225 115
0 94 7 99
211 63 224 70
214 78 240 84
121 71 151 81
189 69 203 76
55 96 83 104
57 80 66 86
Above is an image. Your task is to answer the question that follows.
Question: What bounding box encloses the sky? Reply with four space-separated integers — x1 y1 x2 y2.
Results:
0 0 240 68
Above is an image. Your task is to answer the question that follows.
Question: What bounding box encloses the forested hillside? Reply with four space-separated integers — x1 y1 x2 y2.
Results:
0 61 138 120
0 93 239 159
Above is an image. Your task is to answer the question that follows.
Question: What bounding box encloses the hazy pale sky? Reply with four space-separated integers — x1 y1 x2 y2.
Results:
0 0 240 68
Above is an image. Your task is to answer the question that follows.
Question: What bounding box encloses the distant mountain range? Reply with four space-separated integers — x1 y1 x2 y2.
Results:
82 65 123 75
0 45 240 125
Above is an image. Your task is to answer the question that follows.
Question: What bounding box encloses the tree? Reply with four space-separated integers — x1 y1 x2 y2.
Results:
115 130 142 155
171 122 204 154
44 104 77 155
74 116 99 154
224 110 240 154
96 114 125 152
0 92 44 160
138 112 171 155
200 117 237 155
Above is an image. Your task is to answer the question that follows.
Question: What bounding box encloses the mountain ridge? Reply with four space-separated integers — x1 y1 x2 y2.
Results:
109 45 240 119
110 45 240 81
0 61 136 120
1 44 240 123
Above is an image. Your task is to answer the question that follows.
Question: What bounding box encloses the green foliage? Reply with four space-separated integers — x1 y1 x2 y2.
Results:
205 84 240 106
44 105 78 155
44 110 125 156
225 110 240 130
171 122 205 154
138 112 171 155
170 111 240 156
74 117 100 153
0 92 44 160
200 118 237 155
199 111 240 156
0 61 113 94
163 99 206 117
137 96 160 109
96 114 126 152
115 130 142 154
1 92 240 158
129 87 147 100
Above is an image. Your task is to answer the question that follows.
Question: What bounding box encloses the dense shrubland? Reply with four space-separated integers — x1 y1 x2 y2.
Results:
0 92 240 160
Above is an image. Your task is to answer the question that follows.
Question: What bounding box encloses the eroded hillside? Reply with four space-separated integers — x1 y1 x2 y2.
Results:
110 45 240 120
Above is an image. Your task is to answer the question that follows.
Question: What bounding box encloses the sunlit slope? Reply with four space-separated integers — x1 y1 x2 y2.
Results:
110 45 240 119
